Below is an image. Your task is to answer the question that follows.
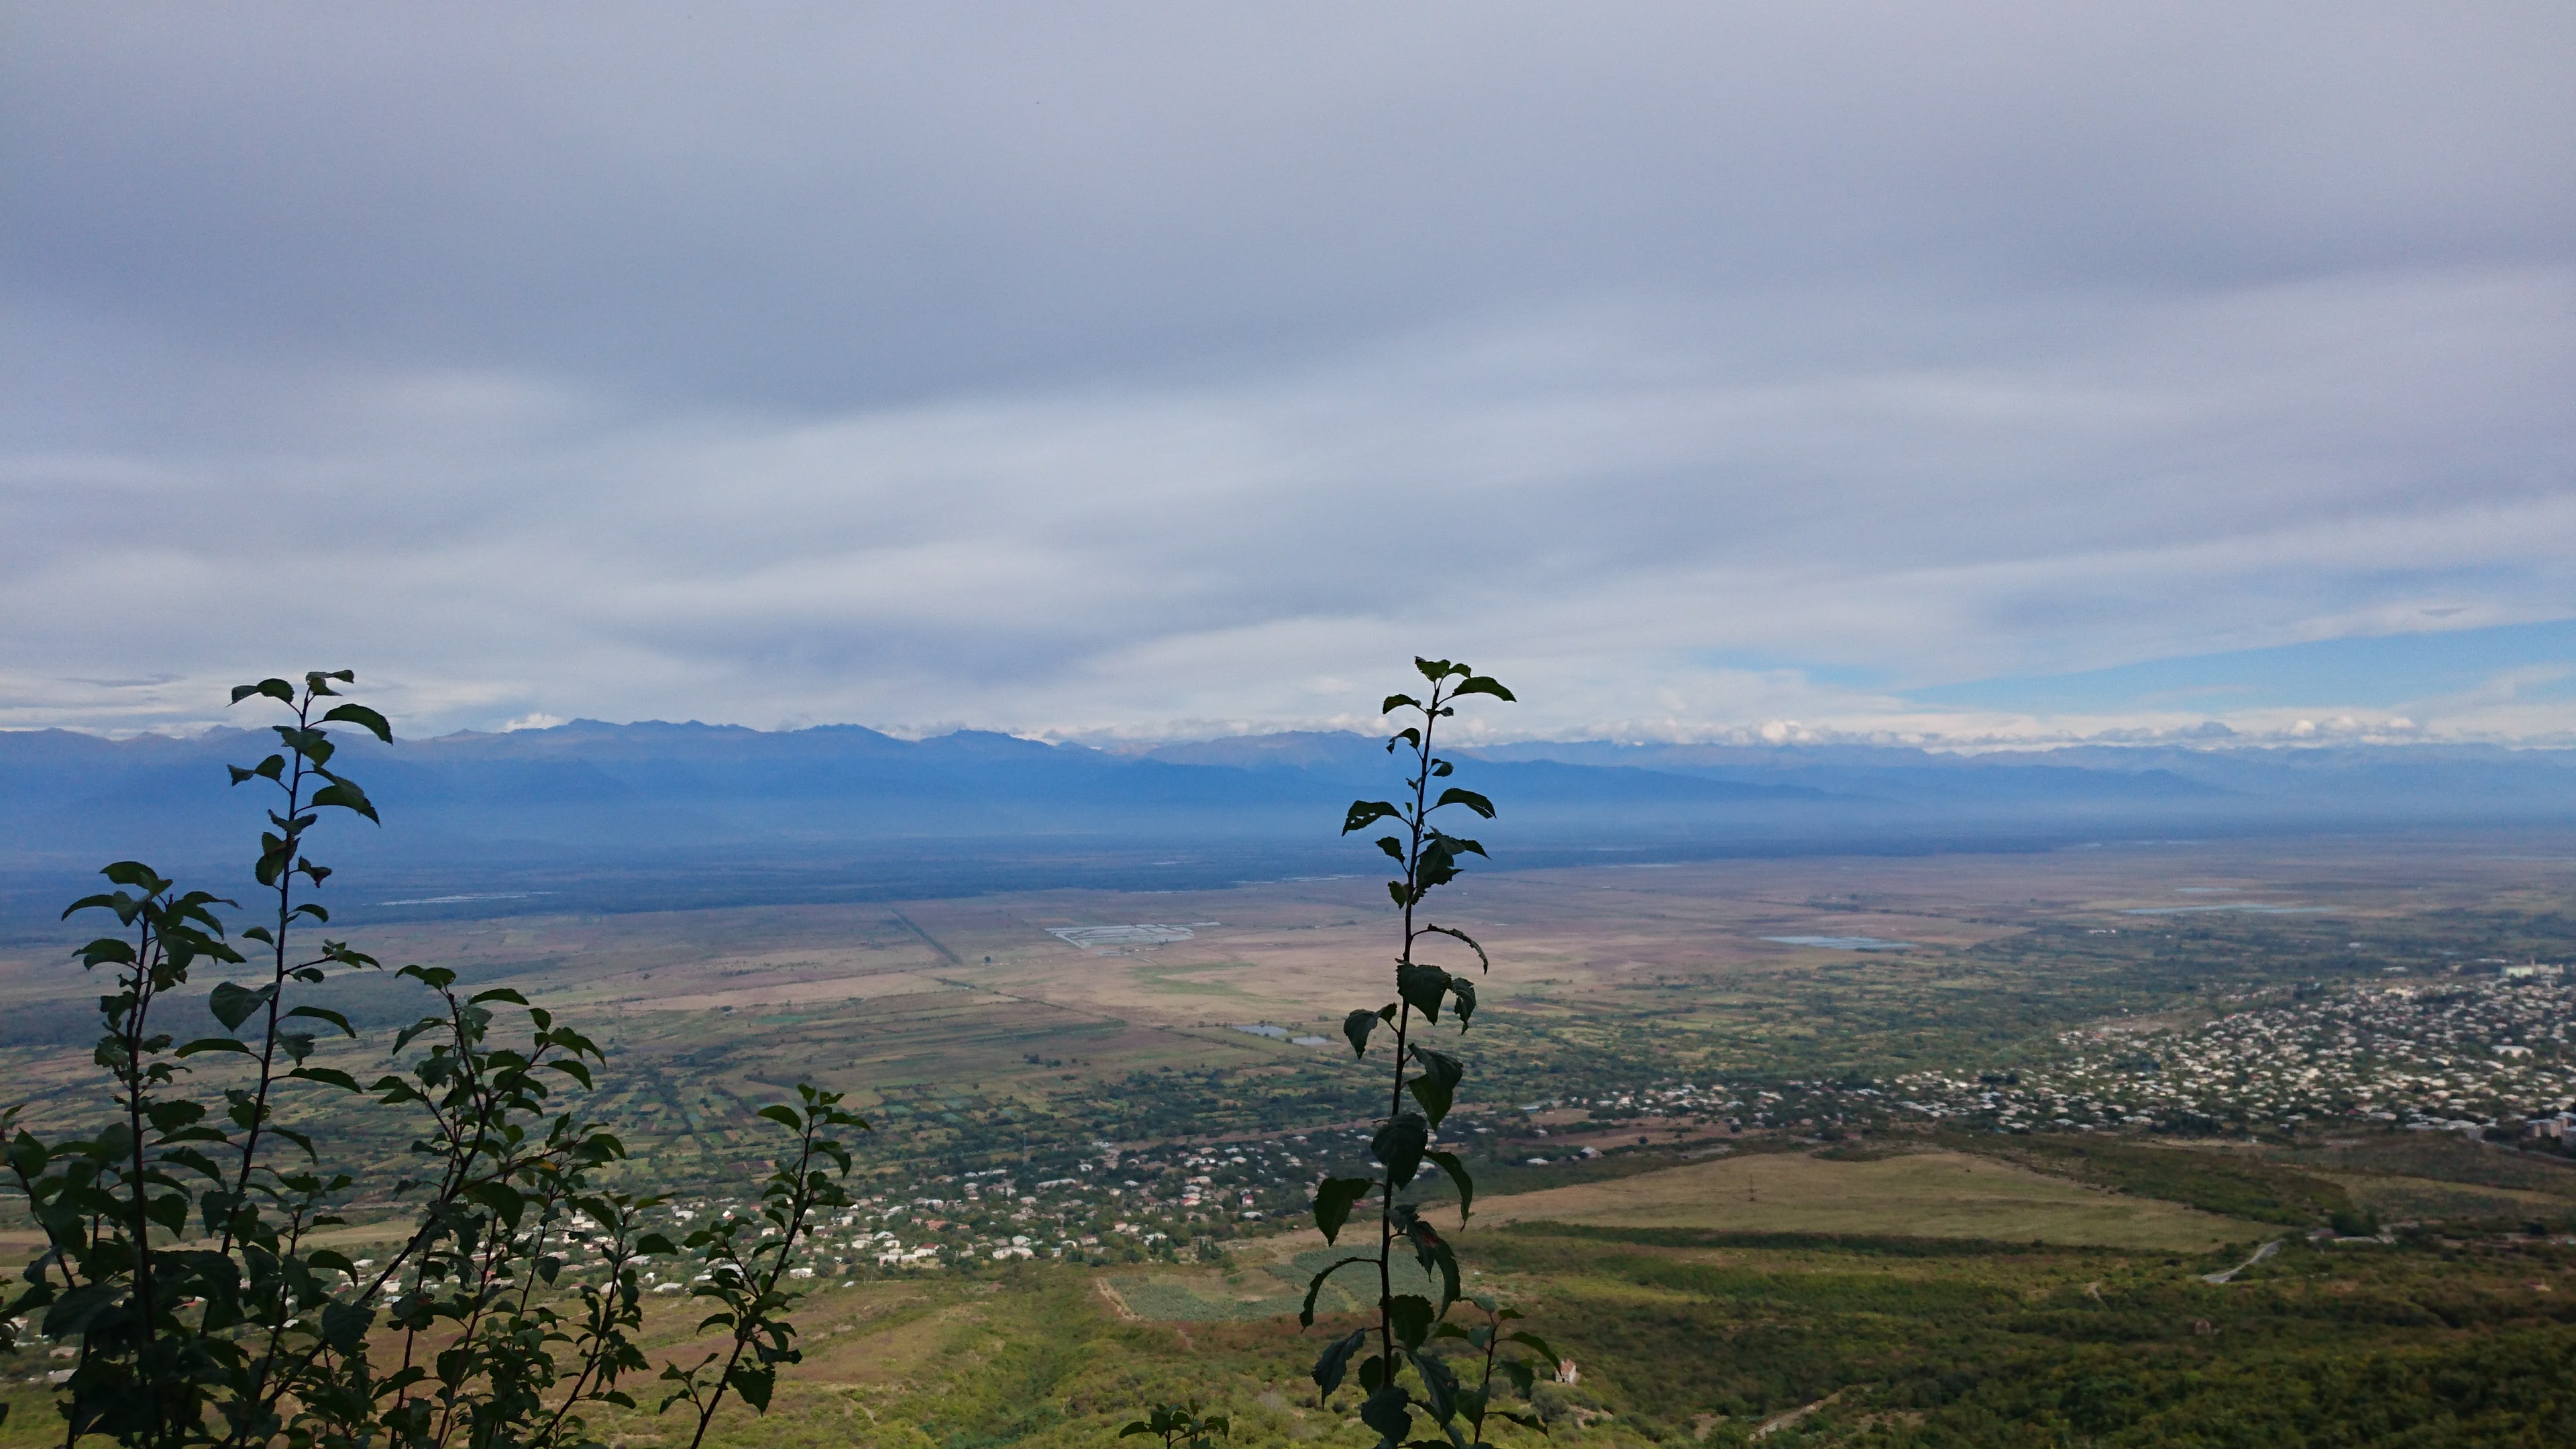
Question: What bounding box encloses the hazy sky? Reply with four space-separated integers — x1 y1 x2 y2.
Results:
7 4 2573 745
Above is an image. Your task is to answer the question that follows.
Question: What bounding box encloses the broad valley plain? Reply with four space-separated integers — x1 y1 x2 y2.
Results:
8 830 2575 1445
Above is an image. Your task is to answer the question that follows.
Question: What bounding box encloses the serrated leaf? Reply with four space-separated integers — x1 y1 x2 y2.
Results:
727 1362 777 1412
1373 1113 1429 1188
1411 1347 1462 1424
1421 924 1490 973
320 1299 374 1353
1407 1046 1462 1126
1343 1008 1379 1059
1312 1328 1370 1403
1397 963 1450 1024
1387 1293 1435 1350
1312 1177 1376 1246
1361 1385 1413 1449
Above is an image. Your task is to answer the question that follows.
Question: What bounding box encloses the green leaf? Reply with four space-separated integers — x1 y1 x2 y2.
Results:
1387 1294 1435 1350
468 987 529 1005
308 778 380 824
1342 1008 1379 1059
1421 924 1490 973
1448 977 1477 1028
1424 1150 1475 1222
1342 800 1401 835
209 980 276 1031
319 1300 375 1353
285 1005 355 1037
1411 1349 1462 1425
1360 1385 1413 1449
1312 1177 1376 1246
1432 788 1496 820
1395 1209 1461 1309
1312 1328 1371 1403
1373 1113 1429 1188
1414 839 1464 894
756 1104 804 1130
74 934 136 965
727 1362 777 1412
1506 1331 1563 1370
102 860 170 892
1299 1254 1373 1328
1397 963 1450 1024
319 702 394 743
1452 675 1515 702
286 1067 364 1093
1381 694 1422 714
1375 835 1405 861
60 895 127 924
1414 657 1462 683
1406 1046 1462 1126
175 1037 253 1057
231 679 294 706
465 1179 529 1230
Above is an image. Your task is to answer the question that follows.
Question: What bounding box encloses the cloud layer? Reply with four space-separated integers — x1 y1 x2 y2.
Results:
6 4 2573 743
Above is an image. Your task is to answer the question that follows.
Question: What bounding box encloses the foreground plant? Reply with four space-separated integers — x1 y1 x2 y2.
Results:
1297 657 1557 1448
657 1085 869 1449
3 672 859 1448
1120 1401 1230 1449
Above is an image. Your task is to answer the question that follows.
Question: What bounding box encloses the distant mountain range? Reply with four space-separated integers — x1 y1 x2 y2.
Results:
5 720 2573 929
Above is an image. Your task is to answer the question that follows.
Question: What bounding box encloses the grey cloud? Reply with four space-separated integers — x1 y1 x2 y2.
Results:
3 4 2573 742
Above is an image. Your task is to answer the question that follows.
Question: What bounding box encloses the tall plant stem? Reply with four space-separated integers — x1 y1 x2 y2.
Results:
1379 678 1445 1369
219 692 313 1257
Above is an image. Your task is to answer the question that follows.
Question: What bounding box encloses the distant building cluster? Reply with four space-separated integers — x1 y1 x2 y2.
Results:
1886 971 2576 1136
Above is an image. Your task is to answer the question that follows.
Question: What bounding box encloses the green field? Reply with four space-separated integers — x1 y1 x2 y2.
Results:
10 841 2576 1445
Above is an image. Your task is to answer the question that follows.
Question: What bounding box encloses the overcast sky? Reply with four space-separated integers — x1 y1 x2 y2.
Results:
6 3 2573 746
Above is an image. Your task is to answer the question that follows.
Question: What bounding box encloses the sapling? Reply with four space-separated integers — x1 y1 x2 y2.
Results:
1298 658 1560 1449
3 672 863 1449
1120 1401 1230 1449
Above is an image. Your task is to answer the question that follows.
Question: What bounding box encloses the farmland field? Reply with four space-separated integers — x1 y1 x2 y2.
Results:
8 833 2576 1444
